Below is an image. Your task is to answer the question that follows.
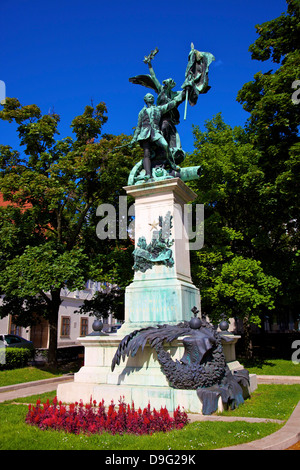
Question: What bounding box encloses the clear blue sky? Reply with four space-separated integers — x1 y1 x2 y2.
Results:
0 0 288 153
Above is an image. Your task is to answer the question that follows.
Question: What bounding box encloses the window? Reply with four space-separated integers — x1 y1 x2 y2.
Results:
80 318 89 337
10 324 22 336
61 317 70 337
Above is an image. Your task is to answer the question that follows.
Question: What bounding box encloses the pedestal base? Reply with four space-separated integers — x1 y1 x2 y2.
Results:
57 382 224 413
121 179 202 332
120 277 200 335
57 333 257 413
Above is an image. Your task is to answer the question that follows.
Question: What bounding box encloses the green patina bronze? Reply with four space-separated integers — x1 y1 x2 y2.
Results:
133 212 174 272
127 44 215 185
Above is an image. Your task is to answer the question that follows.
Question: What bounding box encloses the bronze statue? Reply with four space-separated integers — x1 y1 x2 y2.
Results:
133 212 174 272
128 44 215 185
111 308 250 415
130 92 186 178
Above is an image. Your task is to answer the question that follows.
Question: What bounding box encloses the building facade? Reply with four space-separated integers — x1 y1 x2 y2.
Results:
0 281 116 350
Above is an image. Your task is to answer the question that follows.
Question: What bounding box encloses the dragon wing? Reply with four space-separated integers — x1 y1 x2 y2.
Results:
111 323 191 371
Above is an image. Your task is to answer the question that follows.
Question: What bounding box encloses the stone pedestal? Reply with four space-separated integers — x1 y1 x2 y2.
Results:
57 179 256 412
57 332 243 412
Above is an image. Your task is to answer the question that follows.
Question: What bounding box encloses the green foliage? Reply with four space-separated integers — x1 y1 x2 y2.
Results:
185 114 281 326
237 0 300 218
206 256 280 324
186 1 299 333
70 103 108 146
0 97 137 362
76 286 125 320
236 0 300 319
247 0 299 64
0 348 32 370
0 244 88 296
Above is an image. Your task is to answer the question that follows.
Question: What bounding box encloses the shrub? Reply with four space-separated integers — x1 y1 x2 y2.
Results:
0 347 32 370
25 397 189 435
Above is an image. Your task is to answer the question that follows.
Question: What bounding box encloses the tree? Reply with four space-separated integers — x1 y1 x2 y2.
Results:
76 286 125 322
0 98 139 364
236 0 300 322
184 114 281 352
184 1 300 350
204 255 280 358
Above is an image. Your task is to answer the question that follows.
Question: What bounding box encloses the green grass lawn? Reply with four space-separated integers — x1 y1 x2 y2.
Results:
242 358 300 376
0 362 299 450
0 401 281 450
220 384 300 420
0 359 299 389
0 384 299 450
0 367 63 387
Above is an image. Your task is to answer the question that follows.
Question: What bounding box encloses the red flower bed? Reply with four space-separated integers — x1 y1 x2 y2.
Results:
25 397 189 435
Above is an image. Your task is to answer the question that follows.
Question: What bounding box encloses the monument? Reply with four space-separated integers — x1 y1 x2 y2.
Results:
57 45 256 414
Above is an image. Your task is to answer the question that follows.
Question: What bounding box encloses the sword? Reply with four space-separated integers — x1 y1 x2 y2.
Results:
109 142 134 153
143 47 159 64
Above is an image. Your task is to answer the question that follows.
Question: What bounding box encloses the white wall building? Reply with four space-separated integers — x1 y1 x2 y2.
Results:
0 281 117 350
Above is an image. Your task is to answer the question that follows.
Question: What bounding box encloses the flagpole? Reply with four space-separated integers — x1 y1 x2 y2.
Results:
184 89 188 120
184 42 195 121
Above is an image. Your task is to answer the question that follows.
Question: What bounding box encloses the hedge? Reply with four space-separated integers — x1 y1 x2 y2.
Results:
0 347 33 370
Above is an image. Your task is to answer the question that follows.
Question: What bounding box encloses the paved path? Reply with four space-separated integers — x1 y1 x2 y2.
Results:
217 374 300 450
0 375 73 403
257 375 300 385
219 400 300 450
0 374 299 450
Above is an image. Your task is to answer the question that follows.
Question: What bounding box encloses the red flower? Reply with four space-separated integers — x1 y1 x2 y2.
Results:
25 397 189 435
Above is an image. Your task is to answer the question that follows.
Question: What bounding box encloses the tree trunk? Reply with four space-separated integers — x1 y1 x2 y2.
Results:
47 289 62 366
243 316 253 360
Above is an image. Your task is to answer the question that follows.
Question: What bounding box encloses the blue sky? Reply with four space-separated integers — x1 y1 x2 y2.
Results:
0 0 288 153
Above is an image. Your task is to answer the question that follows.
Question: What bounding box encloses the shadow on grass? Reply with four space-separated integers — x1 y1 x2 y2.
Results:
36 361 81 375
241 358 277 370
